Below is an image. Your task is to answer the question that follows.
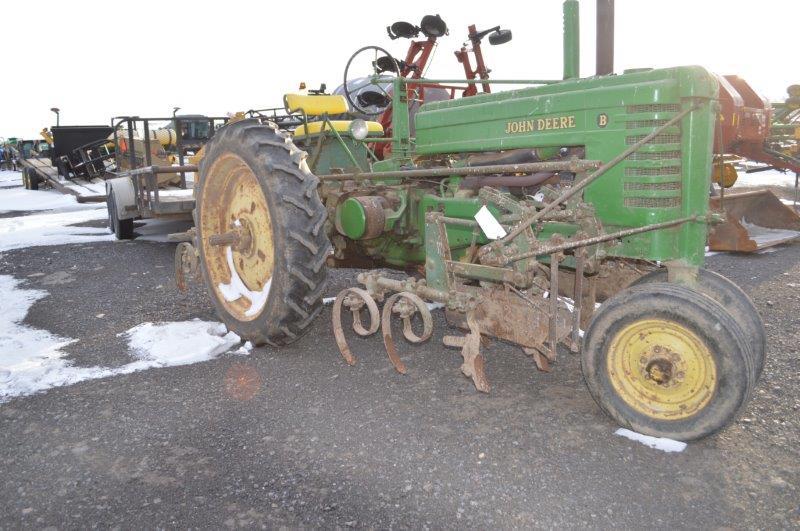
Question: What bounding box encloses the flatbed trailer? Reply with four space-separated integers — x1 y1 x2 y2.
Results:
19 155 107 202
104 115 227 239
18 125 114 202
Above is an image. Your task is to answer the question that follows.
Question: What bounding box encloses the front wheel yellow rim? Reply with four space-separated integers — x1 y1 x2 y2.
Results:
606 319 717 420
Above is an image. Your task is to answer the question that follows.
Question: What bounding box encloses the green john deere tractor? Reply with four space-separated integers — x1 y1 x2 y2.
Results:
179 0 765 440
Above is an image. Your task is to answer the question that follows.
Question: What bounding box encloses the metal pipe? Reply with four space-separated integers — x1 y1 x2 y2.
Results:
398 77 560 85
497 103 699 245
508 215 698 263
548 253 559 360
563 0 580 79
317 160 600 181
596 0 614 75
363 274 450 303
570 250 584 351
123 164 197 177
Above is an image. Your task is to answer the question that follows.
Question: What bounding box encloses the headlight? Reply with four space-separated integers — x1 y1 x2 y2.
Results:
349 119 369 141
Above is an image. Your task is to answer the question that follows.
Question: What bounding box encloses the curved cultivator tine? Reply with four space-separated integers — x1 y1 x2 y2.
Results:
443 312 490 393
381 292 433 374
332 287 380 366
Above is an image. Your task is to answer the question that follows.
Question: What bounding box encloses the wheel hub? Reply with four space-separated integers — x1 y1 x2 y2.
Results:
607 319 717 420
199 153 275 321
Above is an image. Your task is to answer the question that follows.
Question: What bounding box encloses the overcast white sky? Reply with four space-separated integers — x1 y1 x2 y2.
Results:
1 0 796 138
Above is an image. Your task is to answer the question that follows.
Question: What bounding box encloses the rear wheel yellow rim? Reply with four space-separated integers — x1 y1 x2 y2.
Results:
200 153 274 321
606 319 717 420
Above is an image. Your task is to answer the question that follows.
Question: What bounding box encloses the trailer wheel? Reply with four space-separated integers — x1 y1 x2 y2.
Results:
582 282 753 441
107 190 134 240
631 268 766 380
195 119 330 346
28 170 40 191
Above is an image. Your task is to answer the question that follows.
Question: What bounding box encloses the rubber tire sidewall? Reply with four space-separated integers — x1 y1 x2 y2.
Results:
196 120 329 346
29 170 39 190
582 282 752 441
631 268 765 380
107 190 134 240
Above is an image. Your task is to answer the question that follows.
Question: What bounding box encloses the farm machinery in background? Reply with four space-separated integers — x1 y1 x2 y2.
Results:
707 79 800 251
104 115 229 239
171 0 775 441
16 125 114 201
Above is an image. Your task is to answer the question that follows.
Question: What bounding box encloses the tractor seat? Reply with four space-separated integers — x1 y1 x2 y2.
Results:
285 93 349 116
293 120 384 138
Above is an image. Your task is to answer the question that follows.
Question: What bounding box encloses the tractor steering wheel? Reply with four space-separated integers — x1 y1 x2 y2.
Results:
342 45 402 117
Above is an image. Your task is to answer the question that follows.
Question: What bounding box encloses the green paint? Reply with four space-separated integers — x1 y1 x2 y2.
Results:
338 198 368 239
563 0 580 79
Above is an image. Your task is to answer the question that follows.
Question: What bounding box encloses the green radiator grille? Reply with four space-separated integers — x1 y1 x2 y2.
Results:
622 108 683 209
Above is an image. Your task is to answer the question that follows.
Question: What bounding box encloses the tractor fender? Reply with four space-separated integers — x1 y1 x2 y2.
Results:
106 177 138 219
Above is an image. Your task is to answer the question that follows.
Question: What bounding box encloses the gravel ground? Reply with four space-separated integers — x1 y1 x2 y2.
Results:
0 211 798 529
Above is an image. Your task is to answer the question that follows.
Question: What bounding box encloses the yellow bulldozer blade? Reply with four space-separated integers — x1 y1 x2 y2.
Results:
709 190 800 252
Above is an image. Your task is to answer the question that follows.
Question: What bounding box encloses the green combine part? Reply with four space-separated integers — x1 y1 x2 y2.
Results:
180 0 764 441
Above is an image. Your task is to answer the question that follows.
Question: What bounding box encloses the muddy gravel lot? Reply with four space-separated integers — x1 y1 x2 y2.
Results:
0 189 798 528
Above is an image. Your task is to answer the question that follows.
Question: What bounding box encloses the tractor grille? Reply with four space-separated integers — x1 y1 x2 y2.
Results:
623 141 682 209
626 119 669 129
627 104 681 113
625 166 680 176
623 181 681 191
624 196 682 208
626 133 681 145
621 104 683 210
629 150 681 161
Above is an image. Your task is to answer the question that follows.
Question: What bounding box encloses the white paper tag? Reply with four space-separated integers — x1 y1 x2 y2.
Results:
474 205 507 240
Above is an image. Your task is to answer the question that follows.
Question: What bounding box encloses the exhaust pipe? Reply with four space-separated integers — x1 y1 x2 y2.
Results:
563 0 580 79
596 0 614 75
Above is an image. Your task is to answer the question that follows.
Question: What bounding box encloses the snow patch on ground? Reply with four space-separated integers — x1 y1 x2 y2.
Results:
218 246 271 317
735 168 798 189
234 341 254 356
0 207 114 252
0 170 22 188
120 320 242 367
615 428 687 453
0 274 244 402
0 275 113 402
0 185 101 214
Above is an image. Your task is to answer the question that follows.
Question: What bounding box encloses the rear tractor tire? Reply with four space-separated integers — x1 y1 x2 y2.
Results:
582 282 754 441
195 119 330 346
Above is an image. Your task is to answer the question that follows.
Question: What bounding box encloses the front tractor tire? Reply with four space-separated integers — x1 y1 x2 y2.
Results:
631 267 766 380
195 119 330 346
582 282 754 441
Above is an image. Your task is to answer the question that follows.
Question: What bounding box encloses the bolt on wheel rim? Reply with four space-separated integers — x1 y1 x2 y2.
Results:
200 153 274 321
606 318 717 420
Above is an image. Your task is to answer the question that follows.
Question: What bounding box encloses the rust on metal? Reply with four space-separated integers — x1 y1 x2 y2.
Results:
380 292 433 374
174 242 198 293
332 287 380 366
709 190 800 252
570 250 585 353
443 312 490 393
523 347 551 372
